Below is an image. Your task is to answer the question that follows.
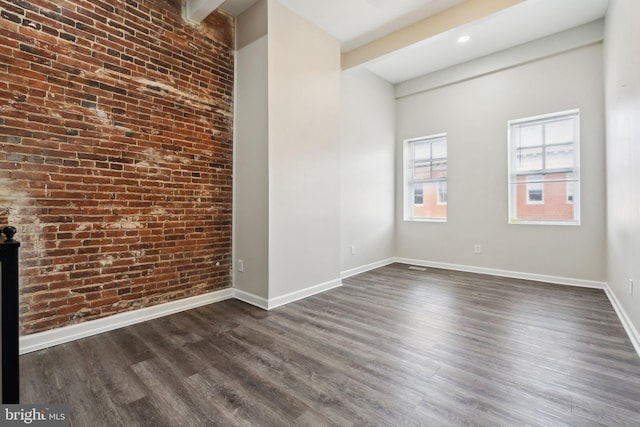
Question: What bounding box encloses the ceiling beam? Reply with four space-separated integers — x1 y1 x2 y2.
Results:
342 0 525 70
185 0 225 23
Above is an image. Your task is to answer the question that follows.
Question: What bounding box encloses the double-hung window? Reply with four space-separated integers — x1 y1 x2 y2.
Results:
508 110 580 225
403 134 447 221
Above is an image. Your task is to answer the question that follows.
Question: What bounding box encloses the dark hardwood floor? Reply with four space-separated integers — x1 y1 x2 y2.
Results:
21 263 640 426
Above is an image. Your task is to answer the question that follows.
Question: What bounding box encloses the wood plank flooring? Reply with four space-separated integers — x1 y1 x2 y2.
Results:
20 263 640 426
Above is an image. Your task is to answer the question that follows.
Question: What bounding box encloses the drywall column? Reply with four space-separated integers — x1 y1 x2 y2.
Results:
234 0 269 300
267 0 342 300
234 0 342 305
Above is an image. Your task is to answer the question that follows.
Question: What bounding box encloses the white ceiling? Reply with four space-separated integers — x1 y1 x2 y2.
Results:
276 0 466 52
366 0 609 83
219 0 465 50
219 0 609 84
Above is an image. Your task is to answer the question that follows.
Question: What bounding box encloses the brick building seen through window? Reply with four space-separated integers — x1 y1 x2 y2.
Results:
509 110 580 224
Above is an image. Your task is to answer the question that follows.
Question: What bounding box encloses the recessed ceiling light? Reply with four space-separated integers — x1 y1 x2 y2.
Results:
457 34 471 44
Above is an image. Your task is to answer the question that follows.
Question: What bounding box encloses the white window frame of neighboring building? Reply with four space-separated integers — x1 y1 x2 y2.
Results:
526 174 544 205
403 133 447 222
414 185 424 206
437 180 447 205
566 180 574 204
507 109 580 225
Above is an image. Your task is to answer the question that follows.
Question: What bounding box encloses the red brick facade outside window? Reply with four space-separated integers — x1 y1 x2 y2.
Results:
514 173 575 221
405 134 447 221
411 181 447 219
0 0 234 334
508 110 579 224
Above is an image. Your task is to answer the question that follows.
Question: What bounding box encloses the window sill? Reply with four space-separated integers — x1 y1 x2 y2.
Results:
509 219 580 226
404 218 447 223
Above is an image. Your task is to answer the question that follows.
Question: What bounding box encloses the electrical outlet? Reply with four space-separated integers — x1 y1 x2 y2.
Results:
351 245 356 255
630 279 634 296
237 259 244 272
474 244 481 254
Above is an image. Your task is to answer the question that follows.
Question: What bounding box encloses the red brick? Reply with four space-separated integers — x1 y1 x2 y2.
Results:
1 0 234 335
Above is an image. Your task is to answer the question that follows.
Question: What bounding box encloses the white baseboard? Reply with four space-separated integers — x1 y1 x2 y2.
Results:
233 288 269 310
235 279 343 311
267 278 342 309
19 288 234 354
20 278 344 354
394 257 607 289
341 258 395 279
604 286 640 359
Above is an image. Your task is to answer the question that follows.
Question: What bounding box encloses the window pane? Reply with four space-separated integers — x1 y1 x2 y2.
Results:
545 119 574 144
517 124 543 148
413 142 431 180
412 181 447 219
414 142 431 160
431 159 447 179
543 180 575 219
431 139 447 158
545 143 574 170
414 160 431 180
513 182 575 221
514 146 543 171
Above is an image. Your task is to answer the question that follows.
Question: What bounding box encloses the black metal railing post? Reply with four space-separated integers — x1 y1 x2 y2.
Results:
1 225 20 404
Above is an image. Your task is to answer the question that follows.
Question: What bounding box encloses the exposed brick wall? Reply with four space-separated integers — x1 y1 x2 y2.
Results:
0 0 234 334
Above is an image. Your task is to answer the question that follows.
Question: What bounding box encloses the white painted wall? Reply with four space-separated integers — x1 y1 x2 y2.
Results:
266 0 342 298
604 0 640 342
396 42 606 282
233 2 610 311
234 1 269 299
340 68 396 275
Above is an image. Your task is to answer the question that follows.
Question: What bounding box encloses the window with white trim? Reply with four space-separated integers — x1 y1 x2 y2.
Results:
508 110 580 225
566 180 574 204
403 134 447 221
414 186 423 205
437 181 447 205
526 175 544 204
